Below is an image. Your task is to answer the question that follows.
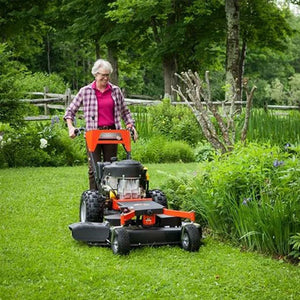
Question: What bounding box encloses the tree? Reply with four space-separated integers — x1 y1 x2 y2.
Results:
0 44 28 126
224 0 293 104
172 70 256 153
225 0 240 103
0 0 49 66
107 0 225 99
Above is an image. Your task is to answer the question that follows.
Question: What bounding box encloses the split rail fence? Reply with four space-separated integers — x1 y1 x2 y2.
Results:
22 87 300 121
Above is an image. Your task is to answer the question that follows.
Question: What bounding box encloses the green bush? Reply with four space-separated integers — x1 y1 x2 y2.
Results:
0 44 30 126
129 135 195 163
0 124 196 168
161 142 300 256
0 121 86 167
16 72 69 94
194 142 216 162
149 99 203 146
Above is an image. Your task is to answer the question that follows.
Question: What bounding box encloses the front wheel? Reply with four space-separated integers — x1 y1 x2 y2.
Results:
148 189 168 207
80 190 104 222
111 228 130 255
181 224 201 252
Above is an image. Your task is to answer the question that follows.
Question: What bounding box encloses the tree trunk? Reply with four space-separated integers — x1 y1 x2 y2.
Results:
225 0 240 102
107 43 119 86
95 40 100 59
163 55 177 100
47 33 51 74
239 39 247 102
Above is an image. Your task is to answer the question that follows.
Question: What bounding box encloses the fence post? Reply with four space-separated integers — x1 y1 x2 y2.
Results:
43 86 49 115
65 88 72 108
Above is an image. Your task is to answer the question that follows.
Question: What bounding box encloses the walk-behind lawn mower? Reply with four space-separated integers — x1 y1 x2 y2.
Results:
69 129 202 255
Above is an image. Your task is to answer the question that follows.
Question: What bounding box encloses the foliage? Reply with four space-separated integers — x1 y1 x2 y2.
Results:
0 0 48 65
0 44 30 126
246 109 300 145
0 121 86 168
246 13 300 106
1 0 300 106
161 142 300 256
128 135 195 163
16 72 69 94
288 73 300 105
289 233 300 261
264 74 300 105
0 119 196 167
194 142 216 162
265 78 286 104
149 99 204 146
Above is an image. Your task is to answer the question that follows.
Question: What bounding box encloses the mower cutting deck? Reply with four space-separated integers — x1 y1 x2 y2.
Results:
69 129 202 255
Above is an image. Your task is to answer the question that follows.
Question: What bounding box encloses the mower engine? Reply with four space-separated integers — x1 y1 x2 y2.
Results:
98 159 148 200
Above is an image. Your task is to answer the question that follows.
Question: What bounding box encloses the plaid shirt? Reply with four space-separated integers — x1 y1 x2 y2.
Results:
64 82 134 131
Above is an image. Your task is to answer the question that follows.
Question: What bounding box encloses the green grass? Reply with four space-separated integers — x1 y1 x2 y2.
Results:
1 164 300 299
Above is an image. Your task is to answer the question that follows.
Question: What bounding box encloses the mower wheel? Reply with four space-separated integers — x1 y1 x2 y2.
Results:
111 228 130 255
148 189 168 207
80 190 104 222
181 224 201 252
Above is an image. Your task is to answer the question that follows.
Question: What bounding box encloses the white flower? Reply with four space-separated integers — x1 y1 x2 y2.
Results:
40 138 48 149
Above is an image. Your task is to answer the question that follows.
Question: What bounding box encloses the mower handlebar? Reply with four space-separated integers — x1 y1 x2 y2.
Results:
74 127 135 141
74 127 85 136
128 127 135 142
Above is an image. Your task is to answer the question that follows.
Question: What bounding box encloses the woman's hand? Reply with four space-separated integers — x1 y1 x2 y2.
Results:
66 119 76 139
68 126 76 139
126 124 138 142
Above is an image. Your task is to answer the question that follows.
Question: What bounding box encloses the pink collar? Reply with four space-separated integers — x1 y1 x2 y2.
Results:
92 81 111 92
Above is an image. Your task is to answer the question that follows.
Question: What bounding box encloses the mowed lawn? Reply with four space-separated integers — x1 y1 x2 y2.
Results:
0 164 300 299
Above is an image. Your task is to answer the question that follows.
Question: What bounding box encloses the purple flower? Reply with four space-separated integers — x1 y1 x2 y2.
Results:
273 159 284 167
51 116 60 126
242 198 252 206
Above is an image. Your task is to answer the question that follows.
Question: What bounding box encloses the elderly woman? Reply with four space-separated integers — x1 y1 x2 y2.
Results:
64 59 137 190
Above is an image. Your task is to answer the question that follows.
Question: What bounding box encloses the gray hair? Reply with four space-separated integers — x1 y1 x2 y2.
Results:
91 59 113 76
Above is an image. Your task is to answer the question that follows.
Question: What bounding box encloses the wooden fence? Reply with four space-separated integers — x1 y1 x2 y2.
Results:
22 88 299 121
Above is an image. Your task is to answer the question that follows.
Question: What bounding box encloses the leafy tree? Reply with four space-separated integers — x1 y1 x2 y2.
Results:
107 0 226 99
288 73 300 105
0 44 29 126
0 0 49 66
224 0 293 103
265 78 286 104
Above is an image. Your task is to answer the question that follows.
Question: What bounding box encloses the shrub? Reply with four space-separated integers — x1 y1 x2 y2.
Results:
0 121 86 168
0 44 30 126
289 233 300 262
149 99 203 146
194 142 216 162
16 72 68 94
161 142 300 256
129 135 195 163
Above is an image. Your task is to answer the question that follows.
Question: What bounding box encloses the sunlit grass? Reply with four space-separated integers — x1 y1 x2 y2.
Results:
1 165 300 299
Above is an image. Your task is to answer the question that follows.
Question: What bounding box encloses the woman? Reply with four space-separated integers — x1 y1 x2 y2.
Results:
64 59 138 190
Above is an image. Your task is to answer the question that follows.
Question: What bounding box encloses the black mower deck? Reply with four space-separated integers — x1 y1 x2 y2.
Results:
117 199 164 214
69 200 192 246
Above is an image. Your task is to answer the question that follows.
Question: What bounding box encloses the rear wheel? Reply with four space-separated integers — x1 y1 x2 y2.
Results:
148 189 168 207
80 190 104 222
181 224 201 252
111 228 130 255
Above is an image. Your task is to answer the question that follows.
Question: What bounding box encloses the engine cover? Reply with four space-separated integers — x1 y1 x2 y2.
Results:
102 159 144 178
